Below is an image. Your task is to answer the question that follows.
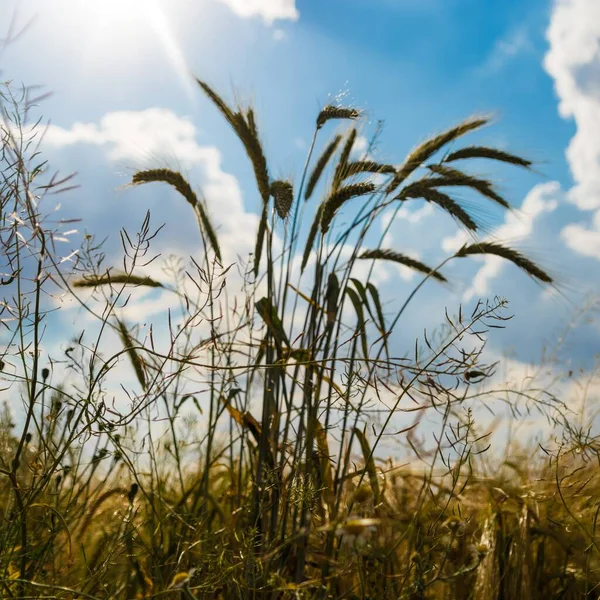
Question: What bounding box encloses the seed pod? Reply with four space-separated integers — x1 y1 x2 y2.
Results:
128 482 139 503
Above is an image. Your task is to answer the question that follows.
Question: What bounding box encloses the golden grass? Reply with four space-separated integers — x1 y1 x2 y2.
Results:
2 446 599 599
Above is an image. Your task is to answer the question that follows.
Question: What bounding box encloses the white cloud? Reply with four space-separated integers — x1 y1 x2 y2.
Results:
213 0 299 25
42 108 258 261
380 202 434 235
543 0 600 256
441 228 469 255
451 182 559 301
479 26 532 74
396 202 434 224
562 210 600 258
352 135 369 159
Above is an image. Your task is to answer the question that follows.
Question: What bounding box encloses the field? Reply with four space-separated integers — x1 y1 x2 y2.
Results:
1 78 599 599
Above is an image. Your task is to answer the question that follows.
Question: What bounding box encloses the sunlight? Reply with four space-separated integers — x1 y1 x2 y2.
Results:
53 0 196 100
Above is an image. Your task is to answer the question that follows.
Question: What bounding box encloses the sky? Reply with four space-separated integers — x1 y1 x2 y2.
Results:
1 0 600 417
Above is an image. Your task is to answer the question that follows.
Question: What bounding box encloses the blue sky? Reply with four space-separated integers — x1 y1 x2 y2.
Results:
1 0 599 382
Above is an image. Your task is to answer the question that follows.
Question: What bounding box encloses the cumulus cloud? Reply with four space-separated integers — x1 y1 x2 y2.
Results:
42 108 258 261
562 210 600 258
213 0 299 25
390 202 434 225
544 0 600 256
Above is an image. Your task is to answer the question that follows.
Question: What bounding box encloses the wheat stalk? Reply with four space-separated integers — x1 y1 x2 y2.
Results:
321 182 376 233
398 165 510 209
359 248 447 282
316 105 361 129
455 241 552 283
270 180 294 219
401 187 478 231
332 128 358 191
426 164 510 208
386 116 489 194
305 134 342 201
233 110 271 203
72 272 164 288
196 80 270 204
301 205 323 271
131 168 222 260
343 160 396 178
194 199 222 261
116 318 147 390
132 168 198 207
445 146 532 168
254 204 268 276
195 78 237 127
